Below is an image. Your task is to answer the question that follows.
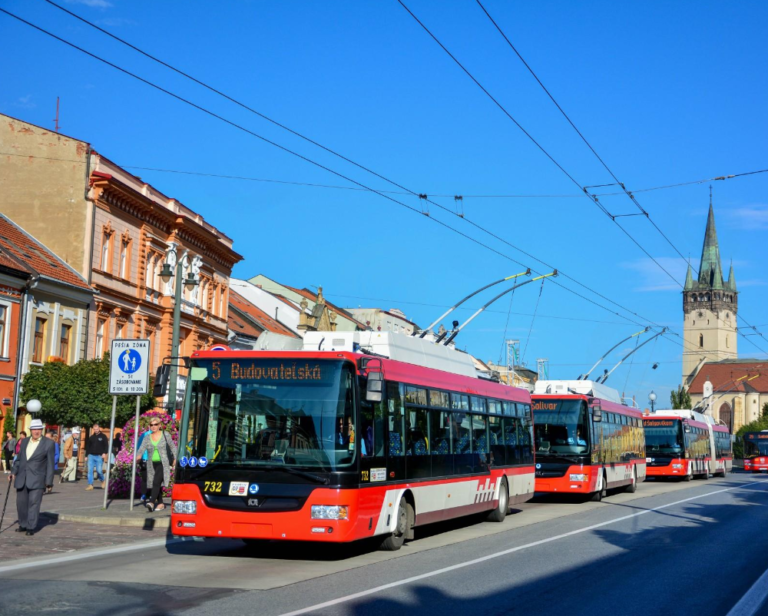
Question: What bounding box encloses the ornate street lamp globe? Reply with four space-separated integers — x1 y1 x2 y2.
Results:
27 399 42 414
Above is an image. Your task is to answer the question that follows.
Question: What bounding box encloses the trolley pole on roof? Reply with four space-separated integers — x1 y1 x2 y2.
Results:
418 270 531 338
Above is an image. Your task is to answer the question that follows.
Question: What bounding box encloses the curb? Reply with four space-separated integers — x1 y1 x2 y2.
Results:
40 511 171 530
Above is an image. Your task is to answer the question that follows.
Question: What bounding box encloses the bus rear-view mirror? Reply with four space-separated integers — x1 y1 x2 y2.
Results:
366 372 383 402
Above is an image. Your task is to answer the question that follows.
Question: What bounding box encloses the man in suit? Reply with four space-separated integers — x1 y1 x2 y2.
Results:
9 418 55 536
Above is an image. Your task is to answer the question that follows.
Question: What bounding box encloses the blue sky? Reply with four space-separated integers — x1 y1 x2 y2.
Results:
2 0 767 406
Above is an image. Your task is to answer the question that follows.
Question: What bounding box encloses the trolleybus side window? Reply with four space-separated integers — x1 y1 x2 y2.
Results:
429 390 450 409
387 384 406 457
451 393 469 411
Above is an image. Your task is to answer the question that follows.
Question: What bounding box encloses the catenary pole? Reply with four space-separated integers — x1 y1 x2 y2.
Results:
102 396 118 509
128 395 141 511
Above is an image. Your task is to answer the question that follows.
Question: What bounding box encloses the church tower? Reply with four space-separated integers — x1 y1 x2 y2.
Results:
682 199 738 384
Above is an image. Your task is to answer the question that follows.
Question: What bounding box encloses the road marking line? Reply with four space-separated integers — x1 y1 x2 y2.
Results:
726 565 768 616
0 538 185 575
278 478 768 616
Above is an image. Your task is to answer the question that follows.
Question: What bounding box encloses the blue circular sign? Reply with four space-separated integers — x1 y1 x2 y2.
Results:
249 484 259 495
179 456 188 468
117 348 142 374
535 463 542 469
198 457 208 468
189 457 198 468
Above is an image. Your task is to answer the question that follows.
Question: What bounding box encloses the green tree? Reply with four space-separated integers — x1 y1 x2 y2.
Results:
670 385 692 410
21 354 156 428
3 406 16 436
763 402 768 419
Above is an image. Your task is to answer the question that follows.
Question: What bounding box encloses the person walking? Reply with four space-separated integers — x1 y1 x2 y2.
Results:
14 432 27 459
84 423 109 491
2 431 16 473
135 426 151 502
60 429 78 483
135 419 175 512
9 419 54 535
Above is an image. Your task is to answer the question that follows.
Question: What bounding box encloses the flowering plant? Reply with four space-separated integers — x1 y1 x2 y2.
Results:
108 410 178 499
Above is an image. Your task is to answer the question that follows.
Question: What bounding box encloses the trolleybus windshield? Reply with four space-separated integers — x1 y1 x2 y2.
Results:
183 358 356 471
745 437 768 458
532 399 590 455
644 419 683 455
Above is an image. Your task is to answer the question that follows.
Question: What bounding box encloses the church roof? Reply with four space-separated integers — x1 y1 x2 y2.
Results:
688 200 736 293
688 359 768 394
698 203 724 289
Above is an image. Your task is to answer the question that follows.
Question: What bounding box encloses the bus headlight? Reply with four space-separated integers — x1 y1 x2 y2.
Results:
672 464 683 469
311 505 348 520
569 474 587 481
173 500 197 514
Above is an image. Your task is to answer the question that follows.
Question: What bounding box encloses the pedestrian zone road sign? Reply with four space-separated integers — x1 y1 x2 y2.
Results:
109 339 151 395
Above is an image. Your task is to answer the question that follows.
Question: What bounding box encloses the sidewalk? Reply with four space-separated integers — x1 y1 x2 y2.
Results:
1 474 170 530
0 475 173 562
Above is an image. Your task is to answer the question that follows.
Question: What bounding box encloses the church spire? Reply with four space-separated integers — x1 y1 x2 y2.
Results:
684 262 695 291
697 191 724 289
727 261 737 292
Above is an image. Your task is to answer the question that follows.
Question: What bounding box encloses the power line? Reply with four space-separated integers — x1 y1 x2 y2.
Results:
476 0 768 356
1 7 659 335
397 0 682 290
398 1 768 356
5 151 765 199
1 7 671 336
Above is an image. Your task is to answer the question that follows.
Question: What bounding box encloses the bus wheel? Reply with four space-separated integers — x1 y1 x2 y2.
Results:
624 468 638 493
590 473 607 502
379 498 410 551
486 478 509 522
683 466 693 482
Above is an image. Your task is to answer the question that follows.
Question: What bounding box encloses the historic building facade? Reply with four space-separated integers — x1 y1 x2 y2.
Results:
682 201 738 385
0 113 241 386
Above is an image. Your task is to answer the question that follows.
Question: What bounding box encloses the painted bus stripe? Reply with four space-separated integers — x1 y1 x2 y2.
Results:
278 478 768 616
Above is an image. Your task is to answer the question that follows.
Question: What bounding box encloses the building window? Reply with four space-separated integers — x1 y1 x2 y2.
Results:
59 324 72 361
101 233 111 271
699 334 704 348
32 317 46 363
95 319 106 357
116 321 126 339
726 335 730 348
119 241 128 278
0 305 6 356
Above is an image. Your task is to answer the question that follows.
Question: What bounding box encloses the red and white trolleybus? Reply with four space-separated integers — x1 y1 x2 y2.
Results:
643 409 731 480
532 380 646 501
170 330 534 550
743 431 768 473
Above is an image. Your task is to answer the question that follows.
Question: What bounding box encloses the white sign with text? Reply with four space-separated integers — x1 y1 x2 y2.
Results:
109 339 150 395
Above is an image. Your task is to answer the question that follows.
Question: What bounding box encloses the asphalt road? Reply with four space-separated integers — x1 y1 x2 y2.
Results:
1 473 766 616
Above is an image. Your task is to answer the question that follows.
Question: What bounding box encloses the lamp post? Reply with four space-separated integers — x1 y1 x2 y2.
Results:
648 391 657 413
159 246 199 413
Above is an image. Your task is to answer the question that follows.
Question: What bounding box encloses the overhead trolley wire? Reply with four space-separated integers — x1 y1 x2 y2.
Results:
398 1 768 355
396 0 681 290
3 6 662 334
476 0 768 355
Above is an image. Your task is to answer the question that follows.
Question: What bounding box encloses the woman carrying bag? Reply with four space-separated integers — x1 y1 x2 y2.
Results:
135 419 175 512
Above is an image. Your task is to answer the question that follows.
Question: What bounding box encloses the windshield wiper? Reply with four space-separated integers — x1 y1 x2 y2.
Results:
262 465 329 485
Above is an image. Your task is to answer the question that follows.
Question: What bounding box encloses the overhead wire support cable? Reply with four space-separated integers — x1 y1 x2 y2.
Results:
30 2 663 331
400 1 768 352
396 0 682 289
3 7 666 334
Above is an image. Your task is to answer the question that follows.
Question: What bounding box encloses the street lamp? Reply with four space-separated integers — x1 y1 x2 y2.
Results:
26 399 41 414
648 391 657 413
162 244 200 413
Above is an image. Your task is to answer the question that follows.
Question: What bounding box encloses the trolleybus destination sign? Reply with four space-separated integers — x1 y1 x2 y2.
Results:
109 339 150 395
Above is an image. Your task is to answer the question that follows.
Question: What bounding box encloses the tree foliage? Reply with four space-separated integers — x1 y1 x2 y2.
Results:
670 385 692 410
21 354 156 428
3 407 16 436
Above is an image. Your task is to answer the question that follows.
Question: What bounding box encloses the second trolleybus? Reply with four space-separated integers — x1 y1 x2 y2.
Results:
532 379 646 501
743 431 768 473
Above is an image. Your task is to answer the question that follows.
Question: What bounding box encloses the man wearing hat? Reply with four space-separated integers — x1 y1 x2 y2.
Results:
8 418 55 536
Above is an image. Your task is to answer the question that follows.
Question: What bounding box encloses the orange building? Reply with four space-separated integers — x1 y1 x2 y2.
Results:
0 113 242 410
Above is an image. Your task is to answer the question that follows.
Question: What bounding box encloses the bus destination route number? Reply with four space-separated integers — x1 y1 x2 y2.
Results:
203 481 222 493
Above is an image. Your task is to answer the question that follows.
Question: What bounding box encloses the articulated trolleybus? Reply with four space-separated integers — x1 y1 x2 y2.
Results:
532 380 646 501
643 409 732 480
171 330 534 550
743 431 768 473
